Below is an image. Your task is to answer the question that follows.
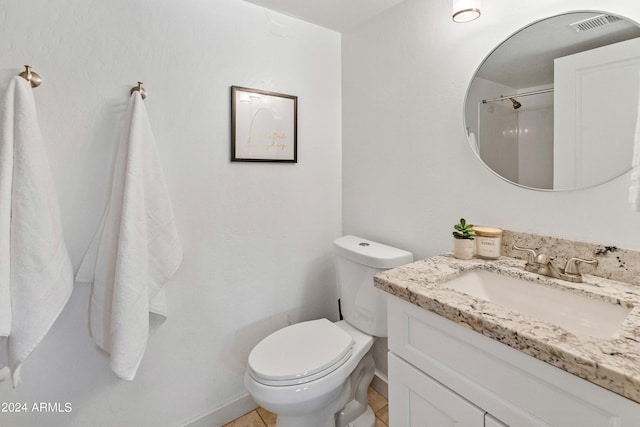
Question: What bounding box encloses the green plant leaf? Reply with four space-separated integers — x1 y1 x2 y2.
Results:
453 217 475 239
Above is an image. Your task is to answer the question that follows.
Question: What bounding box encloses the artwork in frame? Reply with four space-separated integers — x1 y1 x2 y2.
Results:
231 86 298 163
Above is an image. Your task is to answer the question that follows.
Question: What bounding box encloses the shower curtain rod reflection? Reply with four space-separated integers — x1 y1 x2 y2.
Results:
482 88 554 104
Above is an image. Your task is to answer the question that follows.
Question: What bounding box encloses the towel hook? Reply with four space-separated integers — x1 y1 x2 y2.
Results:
130 81 147 100
18 65 42 88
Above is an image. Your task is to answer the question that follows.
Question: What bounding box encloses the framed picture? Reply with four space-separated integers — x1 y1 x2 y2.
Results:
231 86 298 163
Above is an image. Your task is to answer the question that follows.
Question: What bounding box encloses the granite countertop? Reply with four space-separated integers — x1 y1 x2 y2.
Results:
374 255 640 403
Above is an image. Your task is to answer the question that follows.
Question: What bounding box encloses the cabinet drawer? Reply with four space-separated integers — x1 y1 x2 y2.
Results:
486 414 509 427
388 352 485 426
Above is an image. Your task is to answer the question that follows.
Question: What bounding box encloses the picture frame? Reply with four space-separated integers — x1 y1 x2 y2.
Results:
231 86 298 163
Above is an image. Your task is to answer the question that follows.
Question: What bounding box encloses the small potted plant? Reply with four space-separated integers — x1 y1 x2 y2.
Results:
452 218 475 259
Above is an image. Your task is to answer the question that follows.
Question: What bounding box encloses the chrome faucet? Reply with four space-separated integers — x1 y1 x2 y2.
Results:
512 245 598 283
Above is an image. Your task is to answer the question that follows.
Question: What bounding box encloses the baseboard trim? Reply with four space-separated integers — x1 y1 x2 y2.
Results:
181 393 257 427
371 370 388 400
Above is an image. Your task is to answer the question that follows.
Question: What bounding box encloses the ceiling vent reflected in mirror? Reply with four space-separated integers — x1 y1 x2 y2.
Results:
570 14 622 32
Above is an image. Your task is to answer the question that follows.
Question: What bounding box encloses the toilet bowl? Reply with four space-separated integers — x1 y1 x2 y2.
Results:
244 236 413 427
244 320 374 427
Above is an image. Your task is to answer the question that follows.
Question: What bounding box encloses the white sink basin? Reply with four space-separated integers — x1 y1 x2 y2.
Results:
443 270 631 339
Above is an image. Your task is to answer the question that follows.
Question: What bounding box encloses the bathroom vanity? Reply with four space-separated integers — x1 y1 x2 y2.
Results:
375 231 640 426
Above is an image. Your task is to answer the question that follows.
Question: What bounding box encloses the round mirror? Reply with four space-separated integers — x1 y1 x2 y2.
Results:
465 11 640 190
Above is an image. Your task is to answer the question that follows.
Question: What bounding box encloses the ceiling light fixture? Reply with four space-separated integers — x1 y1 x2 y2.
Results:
453 0 481 23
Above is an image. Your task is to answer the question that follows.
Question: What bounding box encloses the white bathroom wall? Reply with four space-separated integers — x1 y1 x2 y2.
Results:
343 0 640 264
0 1 341 426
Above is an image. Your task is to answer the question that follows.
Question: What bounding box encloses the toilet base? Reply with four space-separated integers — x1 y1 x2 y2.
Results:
347 406 375 427
336 351 375 427
245 322 378 427
274 405 376 427
273 351 376 427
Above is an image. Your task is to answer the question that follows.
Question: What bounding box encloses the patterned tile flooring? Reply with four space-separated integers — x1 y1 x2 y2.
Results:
223 387 389 427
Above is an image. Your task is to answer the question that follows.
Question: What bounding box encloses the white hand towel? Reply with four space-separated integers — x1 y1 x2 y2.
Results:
0 76 74 386
631 76 640 211
75 92 182 380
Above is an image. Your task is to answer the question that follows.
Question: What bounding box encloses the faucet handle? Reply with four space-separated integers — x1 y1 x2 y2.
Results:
564 258 598 275
512 245 537 264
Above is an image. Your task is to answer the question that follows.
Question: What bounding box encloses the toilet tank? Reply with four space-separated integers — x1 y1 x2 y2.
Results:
333 235 413 337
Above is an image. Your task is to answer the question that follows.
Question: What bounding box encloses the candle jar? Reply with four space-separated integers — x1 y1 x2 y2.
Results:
473 226 503 259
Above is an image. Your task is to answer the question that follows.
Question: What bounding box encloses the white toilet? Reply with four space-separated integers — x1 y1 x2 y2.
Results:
244 235 413 427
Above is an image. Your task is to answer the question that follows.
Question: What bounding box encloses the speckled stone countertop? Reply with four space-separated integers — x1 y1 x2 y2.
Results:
374 255 640 403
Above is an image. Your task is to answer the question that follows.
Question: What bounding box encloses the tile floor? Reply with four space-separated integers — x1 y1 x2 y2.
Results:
223 386 389 427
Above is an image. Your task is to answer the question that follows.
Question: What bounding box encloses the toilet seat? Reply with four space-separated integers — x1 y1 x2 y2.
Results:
248 319 354 386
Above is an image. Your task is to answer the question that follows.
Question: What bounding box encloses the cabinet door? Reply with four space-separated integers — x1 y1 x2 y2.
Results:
389 353 485 426
485 414 508 427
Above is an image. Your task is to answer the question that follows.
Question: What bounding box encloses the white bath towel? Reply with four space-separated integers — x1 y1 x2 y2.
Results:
75 91 182 380
0 76 74 386
631 77 640 211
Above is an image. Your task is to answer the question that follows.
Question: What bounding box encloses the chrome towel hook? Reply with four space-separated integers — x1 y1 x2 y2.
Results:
130 81 147 99
19 65 42 88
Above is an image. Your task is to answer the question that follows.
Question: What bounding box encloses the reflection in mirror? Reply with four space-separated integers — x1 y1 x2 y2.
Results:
465 12 640 190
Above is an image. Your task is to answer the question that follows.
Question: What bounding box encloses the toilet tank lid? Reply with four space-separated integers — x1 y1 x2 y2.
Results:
333 235 413 269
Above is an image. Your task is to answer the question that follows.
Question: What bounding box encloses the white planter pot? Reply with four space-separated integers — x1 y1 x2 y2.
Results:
453 238 474 260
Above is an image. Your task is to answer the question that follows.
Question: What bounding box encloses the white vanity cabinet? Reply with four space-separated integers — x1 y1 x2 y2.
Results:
387 295 640 426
